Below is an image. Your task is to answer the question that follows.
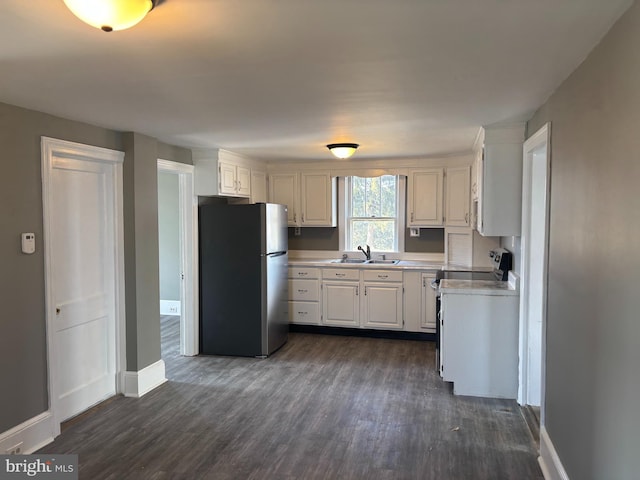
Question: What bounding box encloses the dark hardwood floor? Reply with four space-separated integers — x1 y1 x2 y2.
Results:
39 316 543 479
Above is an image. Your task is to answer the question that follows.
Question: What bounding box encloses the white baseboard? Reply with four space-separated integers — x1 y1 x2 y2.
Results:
122 359 168 398
539 426 570 480
160 299 181 316
0 411 56 455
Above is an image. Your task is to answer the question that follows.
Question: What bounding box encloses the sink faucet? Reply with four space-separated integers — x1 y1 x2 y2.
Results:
357 244 371 260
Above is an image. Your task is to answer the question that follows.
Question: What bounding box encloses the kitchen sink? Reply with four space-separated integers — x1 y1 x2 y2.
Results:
332 258 400 265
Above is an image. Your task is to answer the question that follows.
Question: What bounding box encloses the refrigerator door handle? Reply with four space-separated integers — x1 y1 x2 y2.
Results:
264 251 287 257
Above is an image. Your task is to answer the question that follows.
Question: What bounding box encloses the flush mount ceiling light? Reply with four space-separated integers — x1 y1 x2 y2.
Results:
327 143 359 159
63 0 156 32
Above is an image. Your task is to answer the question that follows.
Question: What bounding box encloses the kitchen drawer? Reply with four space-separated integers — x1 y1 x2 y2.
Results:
321 268 360 281
288 301 321 325
289 279 320 301
362 270 403 282
289 267 319 279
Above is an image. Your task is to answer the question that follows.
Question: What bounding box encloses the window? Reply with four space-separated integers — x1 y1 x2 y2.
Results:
345 175 401 252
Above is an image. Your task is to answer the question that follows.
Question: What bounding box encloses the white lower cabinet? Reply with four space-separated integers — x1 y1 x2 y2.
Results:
361 270 403 330
322 281 360 327
321 268 360 327
420 273 437 330
403 271 438 333
440 290 519 398
289 266 438 333
288 267 321 325
321 268 403 330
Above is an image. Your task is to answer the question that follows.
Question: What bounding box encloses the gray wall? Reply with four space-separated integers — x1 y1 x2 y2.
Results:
0 102 122 433
158 172 180 301
405 228 444 253
527 2 640 478
288 226 445 253
288 227 339 250
0 101 191 434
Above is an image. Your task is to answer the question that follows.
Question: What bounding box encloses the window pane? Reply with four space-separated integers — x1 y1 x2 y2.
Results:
351 177 366 217
349 219 396 252
350 175 396 218
380 175 396 217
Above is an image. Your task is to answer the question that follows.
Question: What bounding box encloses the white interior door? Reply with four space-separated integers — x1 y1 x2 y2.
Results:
42 137 124 428
519 123 551 409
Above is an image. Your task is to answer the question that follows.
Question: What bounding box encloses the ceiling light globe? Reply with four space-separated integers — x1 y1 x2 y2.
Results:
64 0 154 32
327 143 359 159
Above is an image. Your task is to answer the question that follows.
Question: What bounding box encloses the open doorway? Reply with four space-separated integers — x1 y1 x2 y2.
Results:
518 123 551 423
157 160 198 369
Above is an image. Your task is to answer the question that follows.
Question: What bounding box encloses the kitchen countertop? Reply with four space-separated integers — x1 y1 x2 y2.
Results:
288 258 444 271
439 278 519 296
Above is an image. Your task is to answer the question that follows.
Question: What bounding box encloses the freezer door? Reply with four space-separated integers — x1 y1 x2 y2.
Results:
265 203 288 254
263 251 289 355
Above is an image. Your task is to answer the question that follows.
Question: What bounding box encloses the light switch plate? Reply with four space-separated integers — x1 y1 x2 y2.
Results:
409 228 420 237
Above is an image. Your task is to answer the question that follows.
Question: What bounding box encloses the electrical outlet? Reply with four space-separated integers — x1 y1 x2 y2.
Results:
6 442 23 455
169 306 178 313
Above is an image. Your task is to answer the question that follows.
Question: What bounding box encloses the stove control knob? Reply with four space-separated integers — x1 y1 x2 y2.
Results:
495 254 501 262
489 251 495 258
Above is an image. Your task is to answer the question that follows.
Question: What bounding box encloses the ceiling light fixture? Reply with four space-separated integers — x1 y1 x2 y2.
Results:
63 0 156 32
327 143 359 159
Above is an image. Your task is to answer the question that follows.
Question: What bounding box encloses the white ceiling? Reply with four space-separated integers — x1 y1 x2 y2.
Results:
0 0 632 162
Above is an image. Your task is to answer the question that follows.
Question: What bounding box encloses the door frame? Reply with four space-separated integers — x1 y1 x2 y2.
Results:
157 159 199 356
41 137 126 435
518 122 551 412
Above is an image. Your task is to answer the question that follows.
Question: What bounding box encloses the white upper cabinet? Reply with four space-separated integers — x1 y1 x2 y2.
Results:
445 166 471 227
269 173 299 225
250 170 268 203
407 168 444 227
194 149 262 199
218 161 250 197
300 172 337 227
476 123 526 237
269 171 336 227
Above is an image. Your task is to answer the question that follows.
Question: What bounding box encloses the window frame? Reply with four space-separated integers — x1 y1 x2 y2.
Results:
338 175 406 255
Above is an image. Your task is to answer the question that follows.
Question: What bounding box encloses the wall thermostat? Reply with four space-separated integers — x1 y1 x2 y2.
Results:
21 233 35 254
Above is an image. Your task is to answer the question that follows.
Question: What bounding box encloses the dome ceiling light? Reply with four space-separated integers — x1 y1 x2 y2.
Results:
327 143 359 159
63 0 157 32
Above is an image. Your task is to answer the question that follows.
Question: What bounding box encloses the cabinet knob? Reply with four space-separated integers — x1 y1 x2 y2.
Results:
411 212 414 222
302 213 305 223
356 286 359 296
465 213 469 223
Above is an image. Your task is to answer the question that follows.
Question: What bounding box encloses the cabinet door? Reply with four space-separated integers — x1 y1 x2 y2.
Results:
361 282 403 330
250 170 267 203
408 169 443 226
322 281 360 327
236 166 251 197
420 273 437 331
301 172 336 226
445 166 470 227
218 161 237 195
269 173 299 226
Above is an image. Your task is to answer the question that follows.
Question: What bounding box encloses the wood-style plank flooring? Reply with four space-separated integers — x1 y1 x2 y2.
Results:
39 316 543 479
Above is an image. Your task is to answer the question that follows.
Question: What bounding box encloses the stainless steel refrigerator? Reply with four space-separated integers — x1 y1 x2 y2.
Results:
199 203 289 357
